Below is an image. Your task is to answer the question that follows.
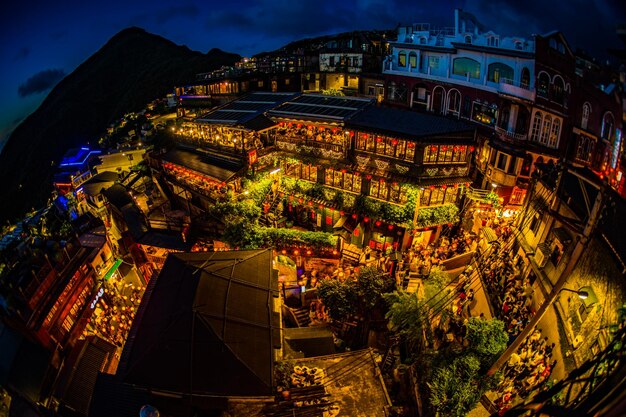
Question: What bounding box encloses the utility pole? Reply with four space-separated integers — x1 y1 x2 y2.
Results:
487 173 605 375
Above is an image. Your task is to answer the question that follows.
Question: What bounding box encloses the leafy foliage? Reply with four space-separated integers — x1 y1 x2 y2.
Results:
465 317 509 364
353 266 393 309
428 354 483 417
416 204 460 228
317 279 357 320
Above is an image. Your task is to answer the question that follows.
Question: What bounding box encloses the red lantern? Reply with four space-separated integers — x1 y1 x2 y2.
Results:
363 133 369 139
454 183 459 188
430 185 435 190
366 174 373 180
392 182 398 186
298 198 304 203
388 225 394 231
297 124 302 128
469 146 475 152
465 182 470 187
441 146 448 151
375 220 382 227
308 125 313 129
350 131 355 137
376 136 383 143
288 123 293 127
332 128 338 133
392 139 399 146
431 145 437 151
364 217 369 223
453 146 458 151
352 214 358 220
408 143 415 148
340 210 345 216
294 250 299 255
319 204 324 209
442 184 447 189
340 169 347 173
379 178 385 183
306 250 312 255
354 172 361 176
308 201 313 206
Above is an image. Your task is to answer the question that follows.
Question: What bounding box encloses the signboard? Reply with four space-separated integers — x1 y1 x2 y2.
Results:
248 149 258 165
90 287 105 309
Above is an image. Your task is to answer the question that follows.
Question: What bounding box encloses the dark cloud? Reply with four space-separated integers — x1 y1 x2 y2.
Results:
466 0 626 59
17 69 65 98
155 4 199 24
14 47 29 61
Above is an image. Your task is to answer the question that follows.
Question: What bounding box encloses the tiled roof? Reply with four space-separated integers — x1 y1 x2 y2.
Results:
346 106 474 140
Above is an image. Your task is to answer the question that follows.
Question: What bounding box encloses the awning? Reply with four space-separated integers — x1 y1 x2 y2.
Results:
103 259 123 281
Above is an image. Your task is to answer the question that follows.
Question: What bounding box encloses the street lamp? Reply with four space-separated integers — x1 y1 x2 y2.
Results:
560 287 589 300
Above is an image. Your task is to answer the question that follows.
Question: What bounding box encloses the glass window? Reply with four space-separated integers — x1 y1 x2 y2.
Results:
333 171 343 188
601 113 614 141
541 115 552 145
409 52 417 68
521 67 530 88
531 112 543 142
398 52 407 67
447 90 461 115
472 102 497 126
325 168 334 185
421 189 431 206
428 56 439 69
431 188 444 205
537 73 550 98
424 145 439 163
453 58 480 79
549 119 561 148
497 153 508 170
444 187 458 203
552 77 565 105
405 142 415 161
581 103 590 130
487 63 514 83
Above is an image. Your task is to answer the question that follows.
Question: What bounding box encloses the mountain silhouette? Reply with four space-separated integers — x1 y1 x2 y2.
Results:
0 27 240 223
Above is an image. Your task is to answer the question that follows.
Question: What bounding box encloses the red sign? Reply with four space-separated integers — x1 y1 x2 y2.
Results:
248 149 258 165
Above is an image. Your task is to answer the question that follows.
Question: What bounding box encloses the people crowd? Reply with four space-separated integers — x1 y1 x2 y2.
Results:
495 327 558 415
85 278 145 347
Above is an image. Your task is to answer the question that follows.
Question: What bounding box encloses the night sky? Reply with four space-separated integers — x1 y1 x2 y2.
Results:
1 0 624 152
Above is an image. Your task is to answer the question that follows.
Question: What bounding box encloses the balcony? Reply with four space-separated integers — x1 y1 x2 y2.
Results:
497 78 535 102
495 126 528 142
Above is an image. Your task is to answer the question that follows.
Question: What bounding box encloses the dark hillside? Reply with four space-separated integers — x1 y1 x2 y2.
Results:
0 27 240 222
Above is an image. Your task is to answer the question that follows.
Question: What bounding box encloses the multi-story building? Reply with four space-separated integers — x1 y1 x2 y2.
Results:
1 226 115 352
382 9 623 208
150 92 477 254
512 164 626 365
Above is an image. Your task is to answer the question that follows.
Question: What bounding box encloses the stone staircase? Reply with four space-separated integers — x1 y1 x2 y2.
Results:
283 306 311 327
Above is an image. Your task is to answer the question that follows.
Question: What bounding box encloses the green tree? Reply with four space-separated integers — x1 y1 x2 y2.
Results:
317 279 357 321
428 353 483 417
354 266 393 310
465 317 509 365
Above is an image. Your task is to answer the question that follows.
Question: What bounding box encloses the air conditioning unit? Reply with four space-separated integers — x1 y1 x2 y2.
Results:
535 242 551 267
